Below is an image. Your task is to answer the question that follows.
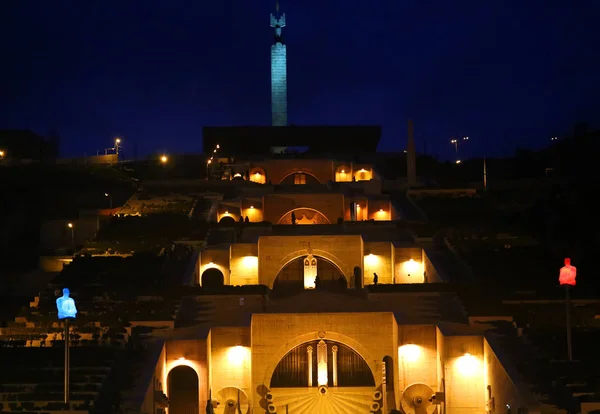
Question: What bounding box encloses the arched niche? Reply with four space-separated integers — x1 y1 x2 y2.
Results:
201 268 224 289
335 165 352 182
168 365 199 414
278 208 331 225
250 167 266 184
280 171 321 185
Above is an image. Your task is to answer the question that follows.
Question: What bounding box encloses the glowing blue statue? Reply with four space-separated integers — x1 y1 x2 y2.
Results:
56 288 77 320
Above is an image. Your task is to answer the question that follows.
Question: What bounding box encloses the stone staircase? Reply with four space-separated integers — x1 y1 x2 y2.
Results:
391 192 428 222
485 322 579 413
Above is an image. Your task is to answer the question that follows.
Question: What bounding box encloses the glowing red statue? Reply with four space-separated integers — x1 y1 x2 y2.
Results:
559 258 577 286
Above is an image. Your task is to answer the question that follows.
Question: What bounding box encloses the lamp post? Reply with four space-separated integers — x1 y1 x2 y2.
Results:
104 193 112 209
114 137 121 155
206 159 212 180
56 288 77 407
67 222 74 254
559 258 577 361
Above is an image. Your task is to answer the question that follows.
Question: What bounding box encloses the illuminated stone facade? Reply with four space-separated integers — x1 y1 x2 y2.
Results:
200 237 432 288
147 313 531 414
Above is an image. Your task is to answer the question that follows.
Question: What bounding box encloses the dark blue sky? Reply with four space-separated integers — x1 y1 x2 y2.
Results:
1 1 599 160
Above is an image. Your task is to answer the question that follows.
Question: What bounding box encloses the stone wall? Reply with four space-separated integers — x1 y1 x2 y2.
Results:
258 235 363 288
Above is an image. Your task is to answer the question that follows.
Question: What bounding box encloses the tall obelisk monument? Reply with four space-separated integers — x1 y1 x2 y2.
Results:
270 1 287 126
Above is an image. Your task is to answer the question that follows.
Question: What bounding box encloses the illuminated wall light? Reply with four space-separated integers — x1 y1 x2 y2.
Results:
241 256 258 269
224 211 229 215
379 208 384 212
403 258 421 274
227 346 250 366
456 352 480 377
178 357 186 361
398 344 421 363
250 205 254 209
208 262 214 267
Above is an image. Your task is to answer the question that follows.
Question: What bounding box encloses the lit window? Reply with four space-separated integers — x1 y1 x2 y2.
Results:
294 174 306 185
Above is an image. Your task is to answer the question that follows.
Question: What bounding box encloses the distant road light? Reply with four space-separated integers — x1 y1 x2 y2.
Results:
551 137 558 141
160 155 168 164
456 160 462 164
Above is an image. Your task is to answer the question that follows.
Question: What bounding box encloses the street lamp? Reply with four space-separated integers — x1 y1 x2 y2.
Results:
104 193 112 209
114 137 122 154
160 155 168 164
67 222 74 254
206 159 212 179
0 149 4 158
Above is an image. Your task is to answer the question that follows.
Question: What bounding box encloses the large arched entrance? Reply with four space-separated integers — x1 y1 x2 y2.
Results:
273 256 347 293
266 339 377 413
168 365 199 414
201 268 224 289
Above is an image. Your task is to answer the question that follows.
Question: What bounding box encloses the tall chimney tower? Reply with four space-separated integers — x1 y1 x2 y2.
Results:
407 119 417 187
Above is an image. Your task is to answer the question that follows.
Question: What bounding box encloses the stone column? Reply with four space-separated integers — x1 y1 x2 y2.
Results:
307 346 313 386
332 345 338 387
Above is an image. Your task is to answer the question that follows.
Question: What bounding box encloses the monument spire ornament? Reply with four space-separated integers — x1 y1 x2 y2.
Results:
270 0 287 126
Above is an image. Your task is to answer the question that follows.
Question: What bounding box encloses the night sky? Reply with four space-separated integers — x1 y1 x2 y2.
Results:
1 0 599 160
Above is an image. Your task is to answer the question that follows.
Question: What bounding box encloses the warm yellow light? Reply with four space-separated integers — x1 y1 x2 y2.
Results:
379 208 384 212
208 159 212 164
67 222 73 228
365 253 379 267
356 205 361 210
241 256 258 269
0 150 5 157
254 172 260 176
216 144 220 149
224 211 229 215
178 356 186 361
456 160 462 164
115 138 121 144
340 169 345 173
250 205 254 209
359 169 366 173
403 258 421 274
234 173 242 177
227 346 249 366
399 344 421 363
160 155 168 163
208 262 214 266
104 193 109 197
456 352 480 377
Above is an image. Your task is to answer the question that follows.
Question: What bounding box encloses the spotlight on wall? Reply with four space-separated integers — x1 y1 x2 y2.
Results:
456 352 479 376
399 344 421 363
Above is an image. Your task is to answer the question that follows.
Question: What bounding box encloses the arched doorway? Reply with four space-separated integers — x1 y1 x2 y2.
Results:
201 268 224 289
168 365 199 414
383 355 396 411
273 256 347 293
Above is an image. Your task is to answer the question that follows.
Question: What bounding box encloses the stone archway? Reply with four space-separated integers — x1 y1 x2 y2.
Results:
273 255 347 293
262 331 379 391
201 268 224 288
168 365 199 414
280 171 321 185
269 249 350 289
278 208 331 225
